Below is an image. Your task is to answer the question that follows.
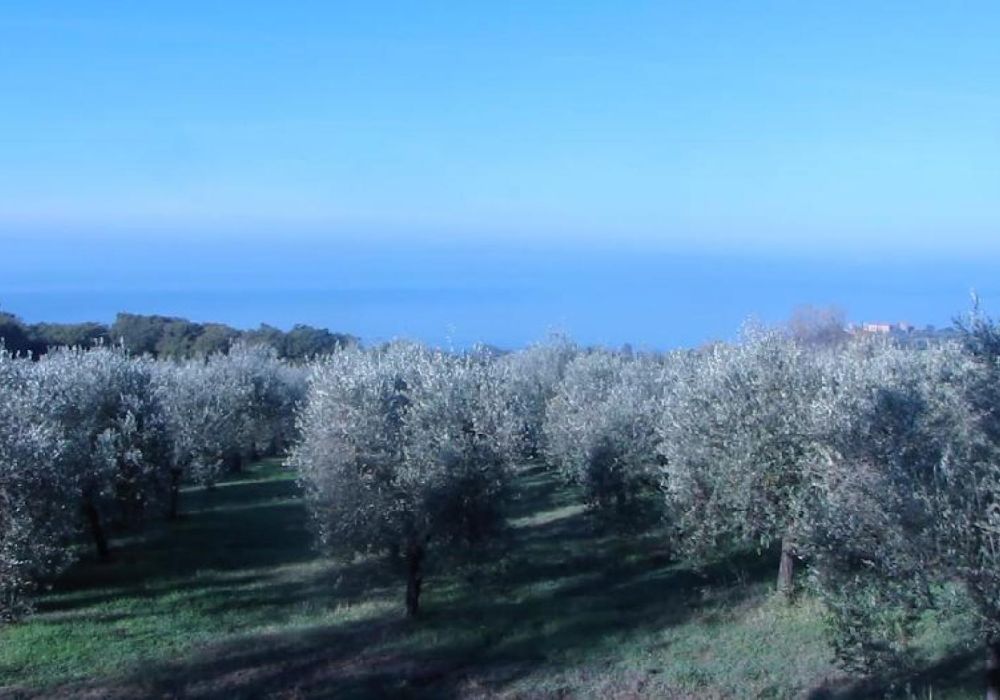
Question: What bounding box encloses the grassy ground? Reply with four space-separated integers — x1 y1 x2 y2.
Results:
0 461 984 699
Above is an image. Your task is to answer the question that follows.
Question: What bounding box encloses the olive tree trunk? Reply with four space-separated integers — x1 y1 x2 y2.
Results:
167 467 182 520
405 542 425 618
777 536 795 598
83 499 110 562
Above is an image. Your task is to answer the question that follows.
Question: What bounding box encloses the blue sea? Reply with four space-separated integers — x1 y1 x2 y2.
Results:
3 232 997 350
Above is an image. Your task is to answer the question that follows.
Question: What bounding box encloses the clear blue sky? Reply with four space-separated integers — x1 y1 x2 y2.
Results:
2 3 999 346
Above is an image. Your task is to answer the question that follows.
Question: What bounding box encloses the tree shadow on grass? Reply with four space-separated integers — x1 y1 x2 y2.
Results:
415 509 776 677
37 615 451 700
807 646 982 699
47 511 778 699
25 464 781 699
37 476 314 610
183 474 302 512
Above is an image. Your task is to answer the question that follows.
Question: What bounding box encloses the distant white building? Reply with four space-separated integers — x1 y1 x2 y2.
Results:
861 322 892 334
854 322 914 335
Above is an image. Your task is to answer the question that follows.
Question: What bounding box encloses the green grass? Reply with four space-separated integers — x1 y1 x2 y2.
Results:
0 461 985 699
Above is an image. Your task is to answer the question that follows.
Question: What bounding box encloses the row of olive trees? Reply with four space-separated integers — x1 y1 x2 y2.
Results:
156 343 306 516
650 326 1000 689
0 341 306 618
534 324 1000 693
289 334 843 620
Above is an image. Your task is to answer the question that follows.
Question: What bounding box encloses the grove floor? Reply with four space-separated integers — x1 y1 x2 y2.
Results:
0 461 983 699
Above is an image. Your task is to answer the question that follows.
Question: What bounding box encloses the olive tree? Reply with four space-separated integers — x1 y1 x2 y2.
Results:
289 343 515 616
156 342 307 517
803 332 1000 697
267 360 309 453
544 350 665 519
657 327 823 595
155 358 245 516
0 349 75 619
498 335 577 461
851 316 1000 694
215 342 306 467
30 346 169 559
401 348 518 612
953 312 1000 699
801 339 954 670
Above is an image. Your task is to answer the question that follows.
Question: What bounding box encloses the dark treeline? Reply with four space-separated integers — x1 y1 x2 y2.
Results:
0 309 358 360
